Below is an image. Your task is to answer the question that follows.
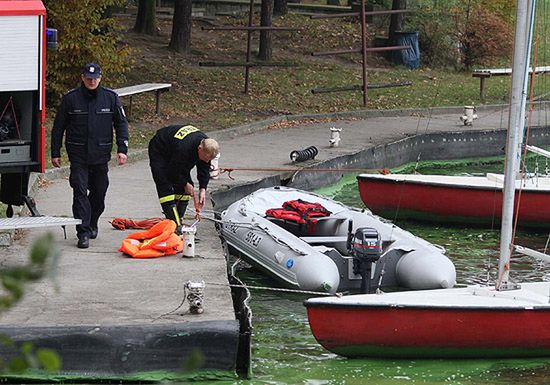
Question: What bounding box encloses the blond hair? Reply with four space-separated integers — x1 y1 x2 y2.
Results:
201 138 219 158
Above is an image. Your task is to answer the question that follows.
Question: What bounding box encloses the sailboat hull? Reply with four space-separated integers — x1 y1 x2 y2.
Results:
357 173 550 228
305 283 550 358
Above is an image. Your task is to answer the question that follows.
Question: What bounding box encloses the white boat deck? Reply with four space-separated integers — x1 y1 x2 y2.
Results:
307 282 550 309
359 173 550 191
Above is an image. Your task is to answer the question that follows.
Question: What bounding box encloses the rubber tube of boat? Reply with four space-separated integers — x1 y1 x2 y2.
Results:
290 146 318 162
181 226 197 257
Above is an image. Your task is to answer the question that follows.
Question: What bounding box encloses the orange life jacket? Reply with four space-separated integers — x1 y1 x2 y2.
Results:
119 219 183 258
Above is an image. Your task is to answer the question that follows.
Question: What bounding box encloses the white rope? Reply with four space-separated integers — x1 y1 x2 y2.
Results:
206 281 343 297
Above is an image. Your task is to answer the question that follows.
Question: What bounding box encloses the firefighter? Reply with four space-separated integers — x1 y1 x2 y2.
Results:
148 125 219 232
51 63 129 249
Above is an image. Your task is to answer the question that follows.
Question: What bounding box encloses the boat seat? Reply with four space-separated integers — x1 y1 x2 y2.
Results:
266 217 306 236
266 216 347 237
300 236 348 244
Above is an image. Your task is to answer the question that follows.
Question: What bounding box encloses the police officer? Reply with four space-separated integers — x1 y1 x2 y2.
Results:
148 125 219 232
51 63 129 248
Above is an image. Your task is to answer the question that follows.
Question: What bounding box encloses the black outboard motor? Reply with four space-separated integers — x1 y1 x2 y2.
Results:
347 222 382 294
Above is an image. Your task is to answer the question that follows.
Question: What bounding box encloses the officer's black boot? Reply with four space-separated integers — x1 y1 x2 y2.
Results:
161 202 182 234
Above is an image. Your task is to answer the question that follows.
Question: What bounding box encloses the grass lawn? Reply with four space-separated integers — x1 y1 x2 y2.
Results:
46 12 520 153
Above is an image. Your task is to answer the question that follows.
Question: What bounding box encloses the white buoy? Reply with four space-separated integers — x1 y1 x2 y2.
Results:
181 226 197 257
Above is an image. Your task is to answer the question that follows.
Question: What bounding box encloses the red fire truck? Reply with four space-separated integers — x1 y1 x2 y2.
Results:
0 0 51 217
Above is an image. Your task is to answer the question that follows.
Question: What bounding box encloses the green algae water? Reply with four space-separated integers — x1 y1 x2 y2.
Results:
227 161 550 385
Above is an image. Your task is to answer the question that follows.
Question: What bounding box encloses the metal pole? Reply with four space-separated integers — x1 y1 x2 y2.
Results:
360 0 368 107
497 0 535 290
244 0 255 94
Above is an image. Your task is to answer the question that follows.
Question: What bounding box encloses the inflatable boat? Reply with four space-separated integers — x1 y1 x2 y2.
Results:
219 186 456 294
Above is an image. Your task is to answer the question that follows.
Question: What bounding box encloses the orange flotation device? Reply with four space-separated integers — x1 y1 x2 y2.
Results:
119 219 183 258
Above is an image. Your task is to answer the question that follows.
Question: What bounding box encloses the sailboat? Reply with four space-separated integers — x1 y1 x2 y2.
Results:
356 169 550 228
304 0 550 358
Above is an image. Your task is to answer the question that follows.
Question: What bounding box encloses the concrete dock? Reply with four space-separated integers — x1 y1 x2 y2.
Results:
1 104 550 380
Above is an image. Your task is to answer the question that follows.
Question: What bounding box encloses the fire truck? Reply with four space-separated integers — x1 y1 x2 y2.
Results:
0 0 49 217
0 1 78 231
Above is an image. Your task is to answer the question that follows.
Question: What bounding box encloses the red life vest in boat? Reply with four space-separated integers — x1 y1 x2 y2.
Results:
119 219 183 258
265 208 307 224
265 199 331 233
282 199 332 218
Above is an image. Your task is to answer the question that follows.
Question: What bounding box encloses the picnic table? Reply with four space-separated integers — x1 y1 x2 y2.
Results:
114 83 172 120
472 66 550 99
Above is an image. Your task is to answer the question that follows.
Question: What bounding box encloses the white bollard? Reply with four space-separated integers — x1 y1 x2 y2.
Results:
329 127 342 147
181 226 197 257
210 153 220 179
460 106 478 126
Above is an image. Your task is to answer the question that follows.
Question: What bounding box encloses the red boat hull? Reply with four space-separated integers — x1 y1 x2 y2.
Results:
357 176 550 227
306 304 550 358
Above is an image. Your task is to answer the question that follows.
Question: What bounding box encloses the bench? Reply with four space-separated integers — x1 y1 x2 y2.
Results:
472 66 550 99
113 83 172 120
0 216 81 240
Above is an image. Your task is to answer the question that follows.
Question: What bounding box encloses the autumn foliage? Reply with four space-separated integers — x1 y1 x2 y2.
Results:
43 0 133 98
456 6 513 69
409 0 514 69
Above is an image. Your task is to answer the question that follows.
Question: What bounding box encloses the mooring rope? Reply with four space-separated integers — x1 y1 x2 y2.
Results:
219 166 387 180
153 281 205 321
205 281 343 296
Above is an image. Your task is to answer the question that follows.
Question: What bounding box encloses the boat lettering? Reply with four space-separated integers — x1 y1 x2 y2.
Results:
225 223 239 234
244 231 262 247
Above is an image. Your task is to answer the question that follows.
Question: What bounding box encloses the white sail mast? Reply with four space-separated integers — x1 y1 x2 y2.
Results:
497 0 537 289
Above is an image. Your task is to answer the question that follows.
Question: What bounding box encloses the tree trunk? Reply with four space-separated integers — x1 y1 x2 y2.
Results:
258 0 273 61
273 0 288 16
169 0 193 53
388 0 407 44
134 0 157 35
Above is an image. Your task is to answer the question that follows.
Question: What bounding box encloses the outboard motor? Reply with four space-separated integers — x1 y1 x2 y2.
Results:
347 222 382 294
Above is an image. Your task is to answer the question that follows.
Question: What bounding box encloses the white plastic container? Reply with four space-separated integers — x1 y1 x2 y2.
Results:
181 226 197 257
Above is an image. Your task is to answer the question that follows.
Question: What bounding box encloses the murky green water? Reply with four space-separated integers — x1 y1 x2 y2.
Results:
227 161 550 385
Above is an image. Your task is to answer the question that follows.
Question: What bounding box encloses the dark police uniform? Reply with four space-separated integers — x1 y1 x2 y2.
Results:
148 125 211 227
51 84 129 240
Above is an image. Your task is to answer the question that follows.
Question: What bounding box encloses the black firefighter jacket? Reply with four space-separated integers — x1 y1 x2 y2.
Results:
149 125 211 190
51 84 129 165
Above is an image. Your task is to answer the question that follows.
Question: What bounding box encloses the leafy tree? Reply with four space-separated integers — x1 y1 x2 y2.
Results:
273 0 288 17
134 0 158 35
259 0 274 61
43 0 132 98
456 4 513 68
0 233 62 373
388 0 407 45
169 0 192 53
408 0 513 68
